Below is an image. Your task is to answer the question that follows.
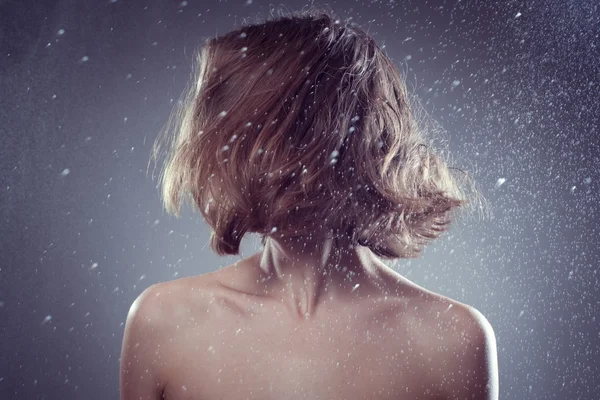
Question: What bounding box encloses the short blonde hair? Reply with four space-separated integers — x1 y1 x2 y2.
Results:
148 6 487 260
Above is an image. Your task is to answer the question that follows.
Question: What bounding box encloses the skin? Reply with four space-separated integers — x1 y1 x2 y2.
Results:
120 233 499 399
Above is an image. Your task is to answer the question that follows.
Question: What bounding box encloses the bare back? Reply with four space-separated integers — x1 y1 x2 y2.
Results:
153 257 474 400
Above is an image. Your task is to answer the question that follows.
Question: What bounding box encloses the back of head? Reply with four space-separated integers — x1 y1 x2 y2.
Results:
149 5 486 260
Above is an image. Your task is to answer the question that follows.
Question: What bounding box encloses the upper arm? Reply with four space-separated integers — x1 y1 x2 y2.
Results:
120 284 168 400
442 306 499 400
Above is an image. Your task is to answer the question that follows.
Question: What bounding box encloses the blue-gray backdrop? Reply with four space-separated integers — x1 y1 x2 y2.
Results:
1 0 598 399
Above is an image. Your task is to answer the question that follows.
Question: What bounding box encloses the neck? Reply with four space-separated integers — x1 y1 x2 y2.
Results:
257 232 387 320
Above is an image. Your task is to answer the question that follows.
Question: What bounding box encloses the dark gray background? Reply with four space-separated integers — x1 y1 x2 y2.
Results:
1 0 598 399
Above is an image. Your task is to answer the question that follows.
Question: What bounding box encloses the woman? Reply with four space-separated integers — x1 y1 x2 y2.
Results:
120 6 498 400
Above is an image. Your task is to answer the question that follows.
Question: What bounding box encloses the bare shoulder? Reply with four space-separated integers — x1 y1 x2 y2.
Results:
428 293 497 349
147 273 220 309
121 282 190 400
408 288 496 350
125 274 220 333
440 301 499 399
386 271 495 337
409 291 499 399
125 282 171 326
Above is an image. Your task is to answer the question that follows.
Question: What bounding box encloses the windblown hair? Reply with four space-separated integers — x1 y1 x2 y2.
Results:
149 6 487 260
